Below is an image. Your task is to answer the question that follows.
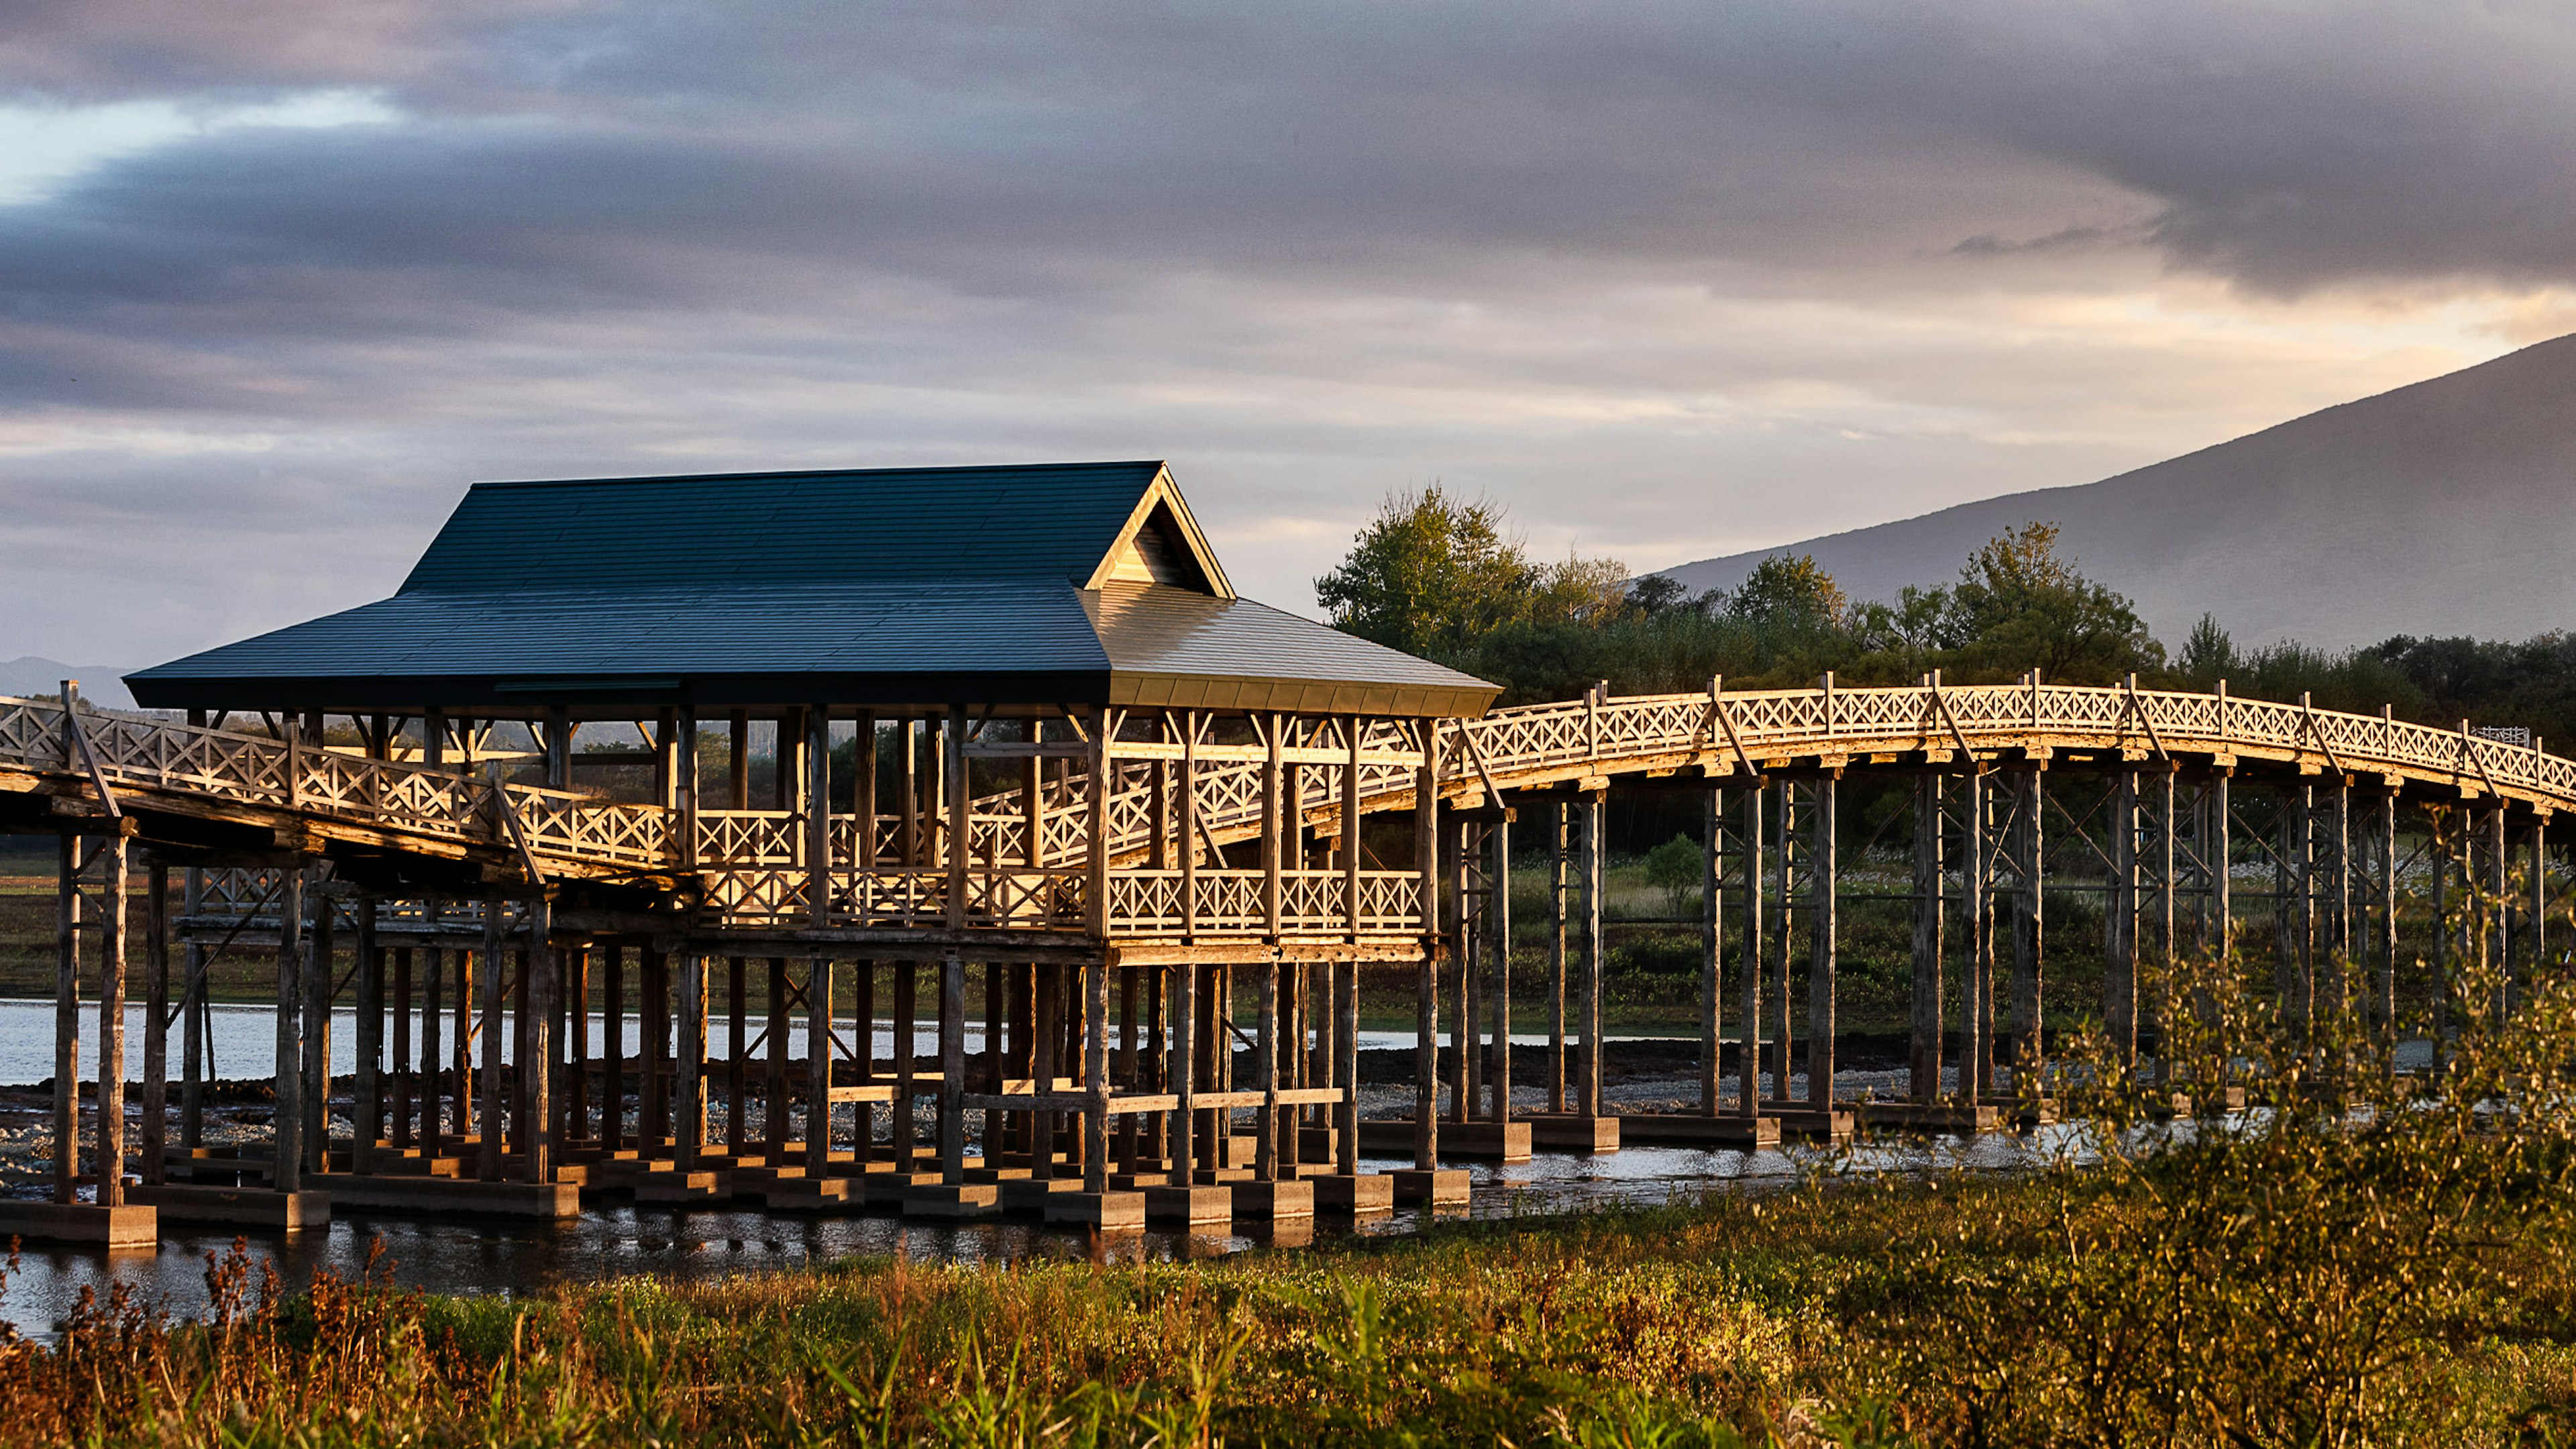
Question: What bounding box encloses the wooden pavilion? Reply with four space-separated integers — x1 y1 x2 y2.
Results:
122 460 1496 1226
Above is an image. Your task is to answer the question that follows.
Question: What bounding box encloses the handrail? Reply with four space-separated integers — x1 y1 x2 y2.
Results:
6 681 2573 890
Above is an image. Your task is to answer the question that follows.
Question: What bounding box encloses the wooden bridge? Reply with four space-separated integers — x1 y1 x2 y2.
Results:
5 460 2558 1246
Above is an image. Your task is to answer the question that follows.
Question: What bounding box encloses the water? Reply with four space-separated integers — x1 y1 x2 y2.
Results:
0 998 1669 1087
0 1130 2075 1340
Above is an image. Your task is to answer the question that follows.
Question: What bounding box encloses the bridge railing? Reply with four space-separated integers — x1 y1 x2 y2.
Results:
0 696 672 873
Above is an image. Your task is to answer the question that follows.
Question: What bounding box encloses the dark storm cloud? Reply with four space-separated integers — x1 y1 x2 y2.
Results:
3 2 2569 356
2 1 2571 660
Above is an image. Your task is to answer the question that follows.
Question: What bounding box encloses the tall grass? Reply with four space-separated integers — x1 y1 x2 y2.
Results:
9 946 2576 1445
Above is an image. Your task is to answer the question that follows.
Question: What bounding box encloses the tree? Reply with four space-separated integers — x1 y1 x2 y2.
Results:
1313 487 1536 656
1314 488 1632 659
1936 522 2162 682
1725 554 1846 631
1643 833 1701 917
2177 613 2237 686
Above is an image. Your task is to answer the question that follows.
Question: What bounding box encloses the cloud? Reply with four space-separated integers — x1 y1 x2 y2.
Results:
0 2 2572 661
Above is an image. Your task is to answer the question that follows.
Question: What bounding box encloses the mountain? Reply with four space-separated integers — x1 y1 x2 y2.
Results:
0 658 137 710
1656 333 2576 650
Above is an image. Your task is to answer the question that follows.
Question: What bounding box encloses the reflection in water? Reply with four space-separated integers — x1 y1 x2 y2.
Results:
0 1130 2086 1340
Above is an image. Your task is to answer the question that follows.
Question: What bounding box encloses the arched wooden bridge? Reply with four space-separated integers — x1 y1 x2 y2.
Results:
6 675 2557 1243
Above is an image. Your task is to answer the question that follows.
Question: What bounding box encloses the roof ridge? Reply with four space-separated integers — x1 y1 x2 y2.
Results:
466 460 1168 491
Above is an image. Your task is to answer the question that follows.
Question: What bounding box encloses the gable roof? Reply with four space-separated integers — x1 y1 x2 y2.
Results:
128 462 1493 717
398 460 1232 596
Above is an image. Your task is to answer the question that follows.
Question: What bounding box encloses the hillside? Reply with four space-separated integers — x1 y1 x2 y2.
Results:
1658 333 2576 649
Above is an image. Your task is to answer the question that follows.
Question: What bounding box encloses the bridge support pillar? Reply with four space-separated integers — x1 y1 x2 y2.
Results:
2108 769 2139 1068
1960 770 1991 1104
1909 773 1943 1104
1738 783 1764 1118
1700 786 1724 1116
1806 771 1838 1111
2006 765 2045 1097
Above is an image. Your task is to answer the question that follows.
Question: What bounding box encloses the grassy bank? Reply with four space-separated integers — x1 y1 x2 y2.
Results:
8 953 2576 1445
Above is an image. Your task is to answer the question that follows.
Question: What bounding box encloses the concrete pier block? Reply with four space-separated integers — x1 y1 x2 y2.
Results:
1143 1184 1234 1227
1309 1173 1395 1214
899 1182 1002 1220
1229 1180 1315 1220
127 1185 329 1232
1042 1191 1146 1230
1389 1168 1470 1205
0 1201 156 1248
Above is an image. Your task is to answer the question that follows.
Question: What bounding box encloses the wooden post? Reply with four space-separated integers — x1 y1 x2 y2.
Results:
676 951 704 1171
480 898 505 1180
1415 720 1442 1168
1580 791 1606 1117
1448 818 1470 1123
643 947 669 1148
525 896 554 1182
2009 767 2045 1095
1699 790 1722 1114
938 952 965 1184
1256 958 1279 1181
894 961 917 1168
1173 961 1198 1182
599 945 623 1152
1549 799 1569 1114
810 706 833 927
945 707 967 930
565 944 588 1147
180 867 206 1151
766 957 792 1159
1335 959 1359 1175
1962 771 1989 1102
1807 772 1837 1110
2430 808 2451 1059
423 946 445 1156
391 947 415 1153
355 896 381 1174
1085 962 1112 1194
455 944 476 1144
726 957 747 1159
98 835 129 1205
1766 780 1792 1106
2108 769 2138 1067
1491 808 1513 1122
730 710 751 810
142 859 170 1186
1910 772 1944 1103
1181 714 1199 938
855 959 877 1165
272 865 304 1195
1739 784 1766 1118
806 957 835 1173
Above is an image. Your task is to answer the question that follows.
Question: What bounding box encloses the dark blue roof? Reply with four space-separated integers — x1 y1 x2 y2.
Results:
129 462 1497 716
400 461 1172 592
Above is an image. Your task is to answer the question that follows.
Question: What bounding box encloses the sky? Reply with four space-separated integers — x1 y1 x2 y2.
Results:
5 1 2576 668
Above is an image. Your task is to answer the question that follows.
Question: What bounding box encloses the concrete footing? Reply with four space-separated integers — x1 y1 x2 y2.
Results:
1309 1173 1395 1214
1389 1168 1470 1205
900 1182 1002 1219
127 1184 330 1232
1230 1179 1315 1220
309 1173 580 1219
0 1201 156 1248
1144 1184 1234 1226
1522 1114 1623 1152
1854 1102 2002 1134
1613 1113 1785 1148
764 1177 859 1211
1356 1118 1534 1160
1042 1191 1146 1230
1000 1178 1083 1214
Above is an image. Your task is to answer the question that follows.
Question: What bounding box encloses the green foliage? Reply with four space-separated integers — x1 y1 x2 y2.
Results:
1313 486 1627 658
1642 834 1701 918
